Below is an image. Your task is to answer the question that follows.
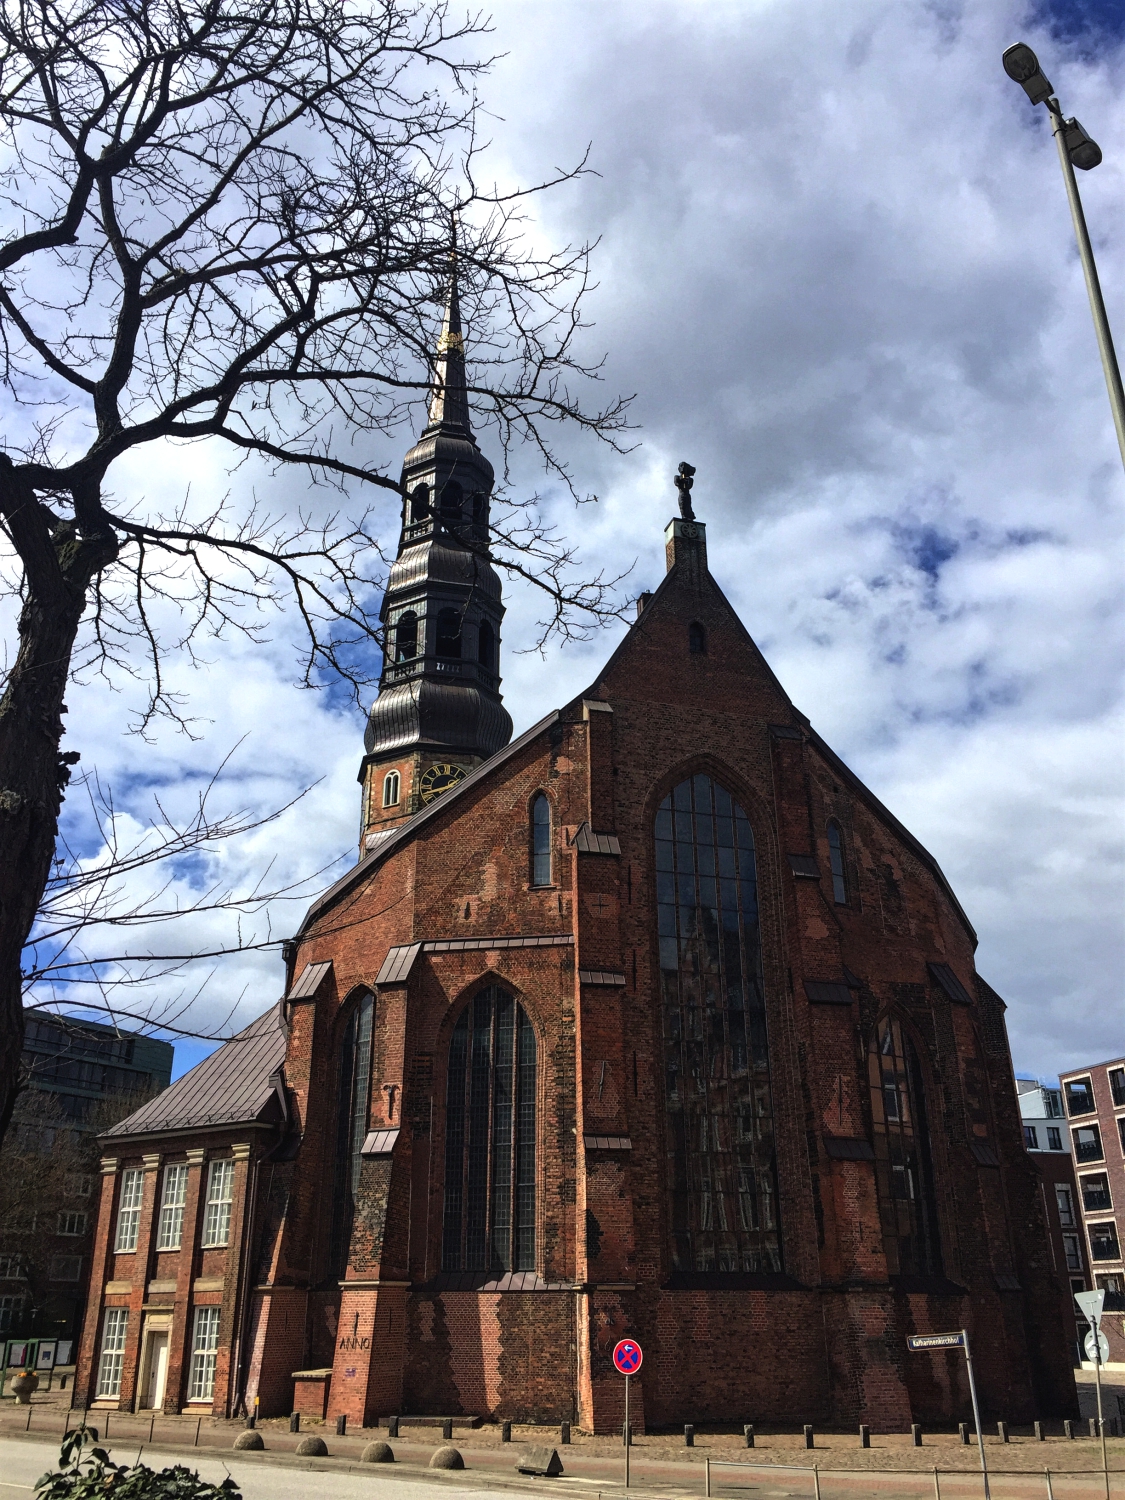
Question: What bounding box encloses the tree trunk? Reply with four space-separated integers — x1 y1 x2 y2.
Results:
0 459 116 1142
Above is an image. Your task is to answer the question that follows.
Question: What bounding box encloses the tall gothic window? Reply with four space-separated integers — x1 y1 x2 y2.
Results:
442 987 536 1273
530 793 551 886
869 1017 942 1277
827 821 847 904
330 992 374 1273
656 773 781 1273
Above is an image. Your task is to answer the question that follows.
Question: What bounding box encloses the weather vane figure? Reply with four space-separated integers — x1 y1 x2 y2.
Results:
674 461 696 521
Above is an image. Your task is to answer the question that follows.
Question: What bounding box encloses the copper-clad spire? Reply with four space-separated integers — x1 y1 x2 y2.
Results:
426 260 471 434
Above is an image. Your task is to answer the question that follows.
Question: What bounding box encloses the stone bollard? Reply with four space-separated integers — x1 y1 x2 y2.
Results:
804 1425 814 1450
958 1423 969 1446
388 1416 400 1439
295 1437 328 1458
233 1431 264 1451
997 1421 1009 1444
1034 1421 1044 1441
684 1424 694 1448
429 1446 464 1470
1064 1420 1074 1440
245 1414 256 1430
443 1419 454 1441
289 1413 300 1434
860 1425 870 1449
502 1421 512 1443
744 1424 755 1449
336 1415 347 1437
560 1421 571 1445
361 1441 394 1463
912 1424 922 1447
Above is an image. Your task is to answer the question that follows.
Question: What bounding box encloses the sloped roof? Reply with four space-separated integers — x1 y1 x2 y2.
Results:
101 1004 288 1139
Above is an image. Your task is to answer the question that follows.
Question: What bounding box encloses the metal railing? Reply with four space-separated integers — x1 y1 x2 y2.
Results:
704 1456 1125 1499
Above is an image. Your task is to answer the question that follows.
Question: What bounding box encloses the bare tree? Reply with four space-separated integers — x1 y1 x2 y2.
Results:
0 0 630 1143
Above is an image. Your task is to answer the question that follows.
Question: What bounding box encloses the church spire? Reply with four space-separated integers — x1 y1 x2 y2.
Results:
357 263 513 849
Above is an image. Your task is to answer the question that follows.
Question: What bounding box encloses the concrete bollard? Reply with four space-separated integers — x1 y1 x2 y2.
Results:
1064 1420 1074 1440
1089 1418 1099 1439
336 1415 347 1437
443 1419 453 1441
860 1425 870 1449
911 1424 922 1447
560 1421 571 1445
502 1421 512 1443
245 1413 256 1430
744 1424 755 1448
684 1424 694 1448
958 1423 969 1445
804 1424 814 1450
997 1421 1009 1443
388 1416 400 1439
289 1413 300 1434
1034 1421 1044 1441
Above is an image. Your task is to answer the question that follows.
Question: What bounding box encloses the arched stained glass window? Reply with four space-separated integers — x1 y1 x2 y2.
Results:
656 773 781 1273
869 1017 942 1277
827 821 847 904
530 793 551 886
442 987 537 1272
330 991 374 1273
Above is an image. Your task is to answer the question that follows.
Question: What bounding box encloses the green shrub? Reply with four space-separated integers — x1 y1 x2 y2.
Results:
36 1425 241 1500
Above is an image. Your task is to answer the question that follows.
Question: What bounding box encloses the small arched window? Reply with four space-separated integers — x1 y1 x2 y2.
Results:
869 1017 942 1278
330 991 374 1273
410 484 430 522
531 793 551 886
382 770 401 808
442 987 537 1272
394 611 417 662
827 822 847 904
688 621 707 655
440 480 463 519
436 607 462 659
478 618 495 671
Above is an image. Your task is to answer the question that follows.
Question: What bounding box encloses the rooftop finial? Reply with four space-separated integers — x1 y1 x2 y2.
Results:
427 234 470 434
674 461 696 521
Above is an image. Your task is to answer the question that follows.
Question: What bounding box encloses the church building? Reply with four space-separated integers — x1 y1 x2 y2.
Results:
75 284 1078 1433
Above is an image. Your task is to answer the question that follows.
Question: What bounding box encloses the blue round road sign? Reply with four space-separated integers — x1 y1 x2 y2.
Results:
613 1339 643 1375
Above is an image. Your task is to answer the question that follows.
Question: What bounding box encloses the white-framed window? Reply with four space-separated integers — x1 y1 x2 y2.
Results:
202 1160 234 1247
156 1164 188 1251
0 1294 24 1332
0 1255 24 1280
50 1255 83 1282
96 1308 129 1398
188 1305 221 1401
57 1210 87 1237
114 1168 144 1252
382 770 400 807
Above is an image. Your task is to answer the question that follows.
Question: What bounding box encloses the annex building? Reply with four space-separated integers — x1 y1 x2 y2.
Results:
76 284 1079 1433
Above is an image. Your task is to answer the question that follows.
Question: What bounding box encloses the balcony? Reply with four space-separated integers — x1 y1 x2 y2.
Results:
1074 1127 1104 1163
1090 1228 1121 1262
1065 1078 1096 1117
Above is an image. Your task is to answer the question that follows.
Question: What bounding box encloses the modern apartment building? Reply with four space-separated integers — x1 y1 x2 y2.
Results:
1057 1057 1125 1367
1017 1077 1091 1363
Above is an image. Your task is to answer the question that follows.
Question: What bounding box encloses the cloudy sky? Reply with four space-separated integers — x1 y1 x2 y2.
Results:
21 0 1124 1083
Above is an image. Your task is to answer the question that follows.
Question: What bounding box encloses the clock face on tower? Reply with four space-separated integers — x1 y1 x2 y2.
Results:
418 762 468 804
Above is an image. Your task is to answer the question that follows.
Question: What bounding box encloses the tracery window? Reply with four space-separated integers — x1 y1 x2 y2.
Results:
827 821 847 904
442 987 536 1273
530 793 551 886
382 770 401 808
329 992 374 1273
436 607 462 659
869 1017 943 1277
656 773 781 1273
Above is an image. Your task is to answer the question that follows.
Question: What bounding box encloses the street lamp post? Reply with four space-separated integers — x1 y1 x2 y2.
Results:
1003 42 1125 472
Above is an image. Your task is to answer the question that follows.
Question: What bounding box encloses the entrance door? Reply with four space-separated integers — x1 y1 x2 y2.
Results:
144 1333 168 1410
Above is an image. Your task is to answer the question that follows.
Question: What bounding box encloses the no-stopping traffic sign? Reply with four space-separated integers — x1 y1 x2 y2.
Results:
613 1339 643 1375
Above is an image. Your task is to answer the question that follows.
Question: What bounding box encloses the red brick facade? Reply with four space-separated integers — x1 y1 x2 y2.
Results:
76 517 1079 1429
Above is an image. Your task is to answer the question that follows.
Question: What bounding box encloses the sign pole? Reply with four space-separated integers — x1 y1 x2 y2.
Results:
961 1328 990 1500
625 1373 630 1488
1093 1331 1108 1500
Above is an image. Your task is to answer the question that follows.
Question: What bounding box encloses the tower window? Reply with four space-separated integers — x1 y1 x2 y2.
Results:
472 490 487 522
409 484 430 522
688 621 707 654
442 986 537 1273
382 770 401 808
478 619 495 671
436 607 462 659
869 1018 942 1277
330 991 374 1273
827 822 847 904
394 611 417 662
440 480 463 520
531 793 551 886
655 773 781 1274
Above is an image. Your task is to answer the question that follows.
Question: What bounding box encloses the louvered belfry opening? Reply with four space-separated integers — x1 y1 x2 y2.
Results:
442 987 537 1273
656 772 782 1273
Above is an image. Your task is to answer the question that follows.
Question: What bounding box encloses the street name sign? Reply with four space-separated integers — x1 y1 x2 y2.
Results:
906 1332 965 1350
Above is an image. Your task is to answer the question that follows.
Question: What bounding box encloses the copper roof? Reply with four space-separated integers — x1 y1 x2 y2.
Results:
101 1004 288 1139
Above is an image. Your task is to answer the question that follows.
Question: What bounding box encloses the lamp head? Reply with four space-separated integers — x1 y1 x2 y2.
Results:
1002 42 1054 105
1062 117 1102 170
